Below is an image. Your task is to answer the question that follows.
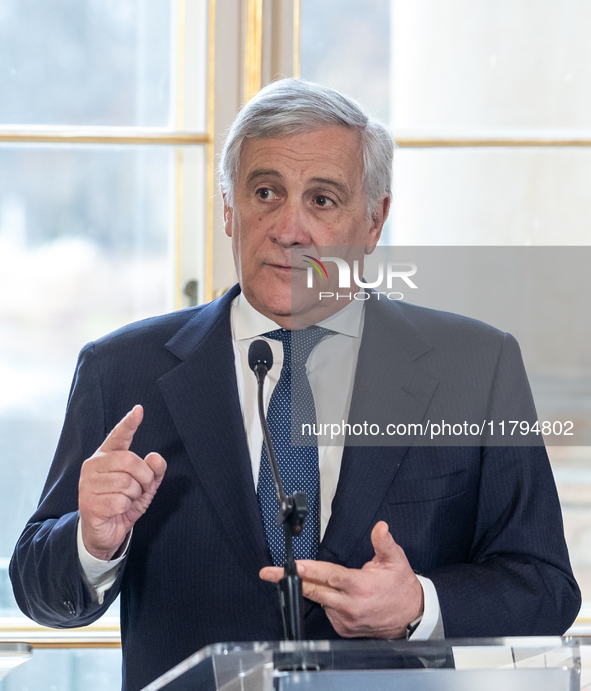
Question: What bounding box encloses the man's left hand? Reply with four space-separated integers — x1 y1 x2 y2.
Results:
259 521 424 639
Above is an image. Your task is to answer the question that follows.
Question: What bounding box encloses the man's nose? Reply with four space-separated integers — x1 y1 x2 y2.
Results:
269 201 311 247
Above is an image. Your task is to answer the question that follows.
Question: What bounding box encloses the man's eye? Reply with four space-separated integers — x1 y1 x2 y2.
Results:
315 195 334 207
256 188 275 200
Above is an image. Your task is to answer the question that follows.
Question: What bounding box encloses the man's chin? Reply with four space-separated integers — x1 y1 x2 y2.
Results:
242 286 291 322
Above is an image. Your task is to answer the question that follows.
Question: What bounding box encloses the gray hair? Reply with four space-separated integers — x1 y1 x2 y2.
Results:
219 78 394 219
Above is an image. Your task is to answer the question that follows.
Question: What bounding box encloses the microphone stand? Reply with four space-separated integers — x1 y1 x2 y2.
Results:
254 361 307 641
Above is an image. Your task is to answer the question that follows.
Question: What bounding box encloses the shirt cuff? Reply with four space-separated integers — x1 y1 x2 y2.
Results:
76 519 131 604
409 576 444 640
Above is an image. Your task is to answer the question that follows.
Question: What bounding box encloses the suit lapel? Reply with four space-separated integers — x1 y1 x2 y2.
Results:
158 285 273 581
318 297 439 565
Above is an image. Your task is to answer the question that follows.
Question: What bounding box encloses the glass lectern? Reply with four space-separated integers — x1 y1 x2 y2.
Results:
141 637 582 691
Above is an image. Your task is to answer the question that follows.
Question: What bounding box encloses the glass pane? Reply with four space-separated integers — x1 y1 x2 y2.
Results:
178 145 208 305
390 147 591 245
300 0 390 124
182 0 210 133
0 144 178 614
0 648 122 691
301 0 591 132
390 0 591 132
0 0 172 127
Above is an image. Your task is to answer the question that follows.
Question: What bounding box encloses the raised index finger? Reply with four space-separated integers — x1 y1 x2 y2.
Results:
99 405 144 453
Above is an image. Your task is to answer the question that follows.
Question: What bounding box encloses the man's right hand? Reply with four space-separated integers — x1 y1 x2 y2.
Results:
79 405 167 561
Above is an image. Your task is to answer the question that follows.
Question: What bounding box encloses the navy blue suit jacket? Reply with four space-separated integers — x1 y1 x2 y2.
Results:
10 285 580 690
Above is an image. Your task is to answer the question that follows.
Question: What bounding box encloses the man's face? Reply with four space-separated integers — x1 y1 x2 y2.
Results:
223 126 389 327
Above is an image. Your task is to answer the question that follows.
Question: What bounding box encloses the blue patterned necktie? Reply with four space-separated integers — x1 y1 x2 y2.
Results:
257 326 331 566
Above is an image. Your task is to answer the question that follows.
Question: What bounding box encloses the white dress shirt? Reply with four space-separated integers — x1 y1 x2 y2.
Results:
78 292 442 639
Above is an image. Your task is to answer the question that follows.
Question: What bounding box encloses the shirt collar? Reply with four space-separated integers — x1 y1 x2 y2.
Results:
231 291 365 341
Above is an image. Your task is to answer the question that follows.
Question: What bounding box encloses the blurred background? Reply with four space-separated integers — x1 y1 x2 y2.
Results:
1 0 590 688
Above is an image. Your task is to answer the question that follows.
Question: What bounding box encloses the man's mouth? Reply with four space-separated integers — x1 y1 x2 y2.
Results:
268 262 306 272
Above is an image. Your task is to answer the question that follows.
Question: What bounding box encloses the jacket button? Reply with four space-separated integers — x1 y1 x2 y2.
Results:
63 600 76 615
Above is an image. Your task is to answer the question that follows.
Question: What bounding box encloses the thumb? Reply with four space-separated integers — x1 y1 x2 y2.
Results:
99 405 144 453
145 452 167 486
370 521 400 565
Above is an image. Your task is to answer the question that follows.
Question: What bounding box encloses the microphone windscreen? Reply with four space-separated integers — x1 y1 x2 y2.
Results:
248 339 273 372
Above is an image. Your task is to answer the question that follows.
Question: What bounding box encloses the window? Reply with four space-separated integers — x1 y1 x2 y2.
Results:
2 0 589 648
0 0 211 620
300 0 591 625
0 0 301 634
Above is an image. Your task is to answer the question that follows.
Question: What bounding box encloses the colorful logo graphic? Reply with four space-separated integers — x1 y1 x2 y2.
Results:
302 255 328 279
302 254 418 301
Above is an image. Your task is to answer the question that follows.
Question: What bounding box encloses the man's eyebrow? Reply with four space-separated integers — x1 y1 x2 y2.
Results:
245 168 284 186
309 177 350 200
244 170 351 200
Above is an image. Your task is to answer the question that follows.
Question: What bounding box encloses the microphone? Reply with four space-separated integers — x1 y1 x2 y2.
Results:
248 339 273 384
248 338 306 642
248 340 285 505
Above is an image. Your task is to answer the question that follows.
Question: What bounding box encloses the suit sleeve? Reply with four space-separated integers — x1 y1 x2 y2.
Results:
9 342 126 627
428 333 581 636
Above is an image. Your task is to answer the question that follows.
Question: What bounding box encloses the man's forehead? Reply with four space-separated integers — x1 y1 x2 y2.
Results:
237 126 363 183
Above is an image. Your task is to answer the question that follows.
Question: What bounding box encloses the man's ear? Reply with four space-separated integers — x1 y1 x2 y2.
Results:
222 193 233 238
365 195 391 255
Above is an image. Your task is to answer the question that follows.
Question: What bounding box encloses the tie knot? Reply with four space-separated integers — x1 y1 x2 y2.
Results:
264 326 332 367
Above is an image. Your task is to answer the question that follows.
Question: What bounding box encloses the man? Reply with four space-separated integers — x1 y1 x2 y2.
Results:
10 79 580 691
